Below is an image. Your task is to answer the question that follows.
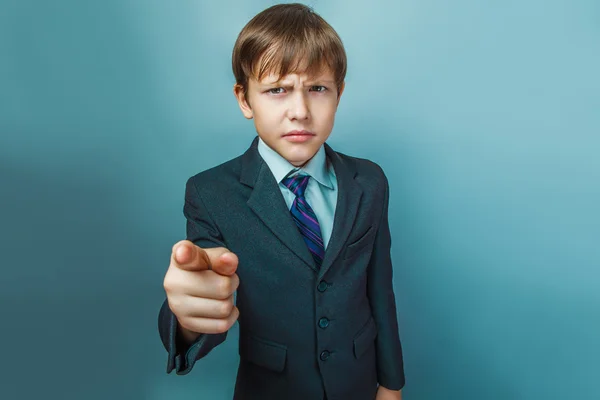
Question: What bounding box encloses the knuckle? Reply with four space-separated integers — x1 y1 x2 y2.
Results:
167 296 183 313
184 318 204 334
230 308 240 324
232 274 240 291
177 316 192 331
216 319 230 333
164 275 183 295
218 277 232 297
220 300 234 316
163 274 174 291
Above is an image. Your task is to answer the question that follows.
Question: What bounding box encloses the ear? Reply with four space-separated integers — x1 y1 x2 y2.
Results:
233 84 253 119
336 81 345 106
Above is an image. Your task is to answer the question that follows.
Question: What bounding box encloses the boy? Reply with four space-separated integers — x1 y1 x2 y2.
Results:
159 3 405 399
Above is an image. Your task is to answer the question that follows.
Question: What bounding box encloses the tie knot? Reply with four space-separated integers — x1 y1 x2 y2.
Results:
282 174 310 198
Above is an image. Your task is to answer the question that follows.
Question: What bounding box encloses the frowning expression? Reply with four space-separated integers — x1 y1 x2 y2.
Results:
235 67 344 167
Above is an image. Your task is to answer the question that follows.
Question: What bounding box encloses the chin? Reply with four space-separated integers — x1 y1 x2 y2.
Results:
286 150 316 165
283 155 307 167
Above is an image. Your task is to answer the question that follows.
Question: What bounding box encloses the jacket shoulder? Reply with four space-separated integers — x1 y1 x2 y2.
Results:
333 150 388 186
186 153 244 195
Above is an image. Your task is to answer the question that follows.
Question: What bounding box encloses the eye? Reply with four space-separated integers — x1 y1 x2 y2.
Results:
267 87 285 94
310 85 327 92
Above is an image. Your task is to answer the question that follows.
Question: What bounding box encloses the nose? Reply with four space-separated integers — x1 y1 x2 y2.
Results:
287 91 310 120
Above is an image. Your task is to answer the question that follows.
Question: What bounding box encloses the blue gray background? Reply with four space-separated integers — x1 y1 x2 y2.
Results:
1 0 598 399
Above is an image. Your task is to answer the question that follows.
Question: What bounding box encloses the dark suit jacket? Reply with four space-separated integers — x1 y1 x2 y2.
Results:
158 137 405 400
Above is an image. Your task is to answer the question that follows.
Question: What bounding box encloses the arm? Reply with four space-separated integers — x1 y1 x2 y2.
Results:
158 299 228 375
157 177 229 375
367 171 406 391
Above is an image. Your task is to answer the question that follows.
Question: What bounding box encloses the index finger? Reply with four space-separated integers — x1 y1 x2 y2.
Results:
171 240 236 275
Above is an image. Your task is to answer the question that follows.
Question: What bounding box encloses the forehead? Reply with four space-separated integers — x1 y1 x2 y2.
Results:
254 66 335 85
250 50 335 83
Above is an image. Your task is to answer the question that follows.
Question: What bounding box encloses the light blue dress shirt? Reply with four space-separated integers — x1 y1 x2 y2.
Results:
257 137 338 249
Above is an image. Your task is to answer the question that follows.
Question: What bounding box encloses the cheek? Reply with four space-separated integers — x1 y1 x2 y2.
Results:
252 111 281 137
254 106 281 125
314 104 337 125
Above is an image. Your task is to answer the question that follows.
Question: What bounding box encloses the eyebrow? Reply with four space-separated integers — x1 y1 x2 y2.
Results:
261 79 336 87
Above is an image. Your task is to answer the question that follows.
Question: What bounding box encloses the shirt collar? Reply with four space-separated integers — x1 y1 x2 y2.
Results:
257 137 334 189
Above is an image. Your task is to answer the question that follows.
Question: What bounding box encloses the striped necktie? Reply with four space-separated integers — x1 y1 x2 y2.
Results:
281 174 325 268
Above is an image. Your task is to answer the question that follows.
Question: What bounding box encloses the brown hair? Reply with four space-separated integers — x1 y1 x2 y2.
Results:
232 3 347 95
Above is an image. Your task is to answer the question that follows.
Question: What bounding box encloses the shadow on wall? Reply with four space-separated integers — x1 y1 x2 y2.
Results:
1 157 244 400
0 159 148 399
0 0 243 396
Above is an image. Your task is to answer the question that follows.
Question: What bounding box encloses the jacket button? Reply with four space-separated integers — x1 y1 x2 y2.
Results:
318 317 330 329
317 281 328 292
320 350 330 361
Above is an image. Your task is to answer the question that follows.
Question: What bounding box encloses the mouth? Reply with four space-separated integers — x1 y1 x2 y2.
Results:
282 130 316 143
283 130 315 137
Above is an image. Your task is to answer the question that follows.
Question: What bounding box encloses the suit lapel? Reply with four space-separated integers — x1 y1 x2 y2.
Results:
240 137 363 276
318 143 363 279
241 137 318 272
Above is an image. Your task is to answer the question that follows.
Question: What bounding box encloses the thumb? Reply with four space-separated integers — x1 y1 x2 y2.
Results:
205 247 238 276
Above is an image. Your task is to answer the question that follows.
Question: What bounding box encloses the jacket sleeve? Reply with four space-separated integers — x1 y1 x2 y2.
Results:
366 170 406 390
158 176 229 375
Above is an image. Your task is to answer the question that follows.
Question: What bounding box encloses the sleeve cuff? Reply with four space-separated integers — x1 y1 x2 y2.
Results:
160 300 228 375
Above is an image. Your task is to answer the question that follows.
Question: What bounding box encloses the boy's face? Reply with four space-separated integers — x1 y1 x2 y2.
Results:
234 66 344 167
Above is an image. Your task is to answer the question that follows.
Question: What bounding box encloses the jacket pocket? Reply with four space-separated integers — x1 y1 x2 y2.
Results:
353 316 378 359
344 226 375 261
239 334 287 372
